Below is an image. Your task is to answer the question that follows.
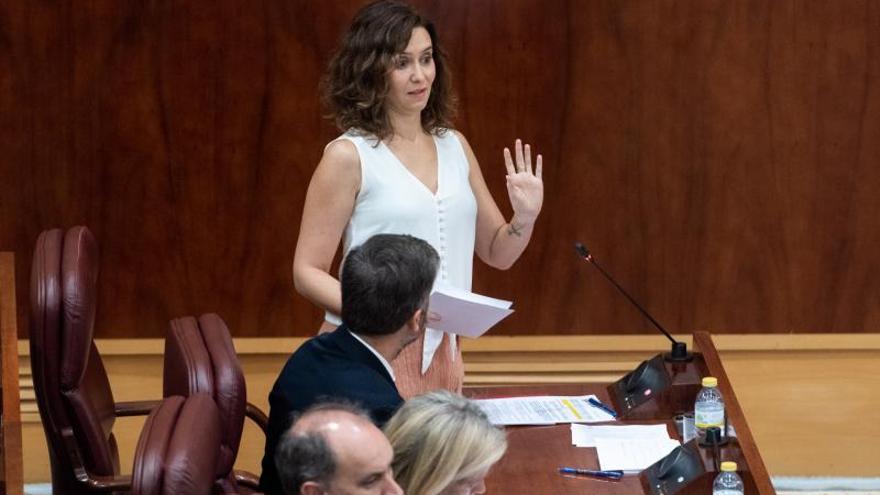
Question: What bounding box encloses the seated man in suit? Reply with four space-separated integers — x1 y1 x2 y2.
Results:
275 401 403 495
260 233 439 494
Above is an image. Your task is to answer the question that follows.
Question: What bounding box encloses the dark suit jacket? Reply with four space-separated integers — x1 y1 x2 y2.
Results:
259 325 403 495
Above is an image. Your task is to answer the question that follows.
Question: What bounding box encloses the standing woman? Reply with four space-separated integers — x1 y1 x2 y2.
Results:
293 0 544 397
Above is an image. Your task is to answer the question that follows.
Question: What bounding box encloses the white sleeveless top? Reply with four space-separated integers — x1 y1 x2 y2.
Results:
325 129 478 373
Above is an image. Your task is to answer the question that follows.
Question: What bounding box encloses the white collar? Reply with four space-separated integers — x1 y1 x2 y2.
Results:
348 330 396 382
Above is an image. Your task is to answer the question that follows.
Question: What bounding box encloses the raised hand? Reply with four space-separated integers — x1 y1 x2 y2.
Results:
503 139 544 225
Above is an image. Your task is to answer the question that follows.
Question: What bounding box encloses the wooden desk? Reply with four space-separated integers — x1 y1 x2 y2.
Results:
1 253 23 495
466 333 775 495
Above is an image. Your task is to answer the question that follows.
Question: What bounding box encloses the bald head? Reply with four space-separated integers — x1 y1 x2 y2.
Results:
277 405 403 495
292 408 371 434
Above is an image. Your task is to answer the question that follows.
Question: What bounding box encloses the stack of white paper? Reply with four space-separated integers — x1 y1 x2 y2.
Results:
569 423 680 472
594 437 681 472
570 423 672 447
428 284 513 338
473 395 617 426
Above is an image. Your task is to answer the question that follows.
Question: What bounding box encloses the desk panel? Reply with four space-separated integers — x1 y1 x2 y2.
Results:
466 334 775 495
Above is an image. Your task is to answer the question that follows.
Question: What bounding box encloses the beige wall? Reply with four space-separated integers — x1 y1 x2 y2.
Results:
18 334 880 483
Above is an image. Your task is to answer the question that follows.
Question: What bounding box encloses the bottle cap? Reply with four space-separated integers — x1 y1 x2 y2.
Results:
702 377 718 387
720 461 737 472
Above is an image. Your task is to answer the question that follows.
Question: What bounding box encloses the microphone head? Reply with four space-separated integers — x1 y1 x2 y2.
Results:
574 242 591 259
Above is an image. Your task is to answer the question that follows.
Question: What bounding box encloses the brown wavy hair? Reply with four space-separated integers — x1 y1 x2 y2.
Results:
322 0 456 141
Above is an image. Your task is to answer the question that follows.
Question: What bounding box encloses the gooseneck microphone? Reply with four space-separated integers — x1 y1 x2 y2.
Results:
574 242 691 362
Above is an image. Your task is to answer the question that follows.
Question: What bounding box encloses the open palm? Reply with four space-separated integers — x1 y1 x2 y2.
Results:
503 139 544 223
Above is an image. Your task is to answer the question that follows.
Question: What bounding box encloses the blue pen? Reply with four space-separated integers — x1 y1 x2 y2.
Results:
587 397 618 418
559 467 624 480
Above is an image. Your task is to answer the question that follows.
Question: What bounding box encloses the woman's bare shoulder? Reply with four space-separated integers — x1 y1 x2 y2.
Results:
307 138 362 196
321 138 360 170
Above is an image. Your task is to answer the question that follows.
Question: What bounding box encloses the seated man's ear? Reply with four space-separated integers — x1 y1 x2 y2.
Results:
301 481 326 495
407 307 426 333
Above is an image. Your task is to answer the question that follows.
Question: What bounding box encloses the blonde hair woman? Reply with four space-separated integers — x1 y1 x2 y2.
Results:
383 391 507 495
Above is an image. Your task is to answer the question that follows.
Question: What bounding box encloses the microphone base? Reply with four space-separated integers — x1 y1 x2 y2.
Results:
698 436 731 448
639 441 708 495
640 437 745 495
698 425 730 447
607 353 703 420
664 342 694 362
663 351 694 363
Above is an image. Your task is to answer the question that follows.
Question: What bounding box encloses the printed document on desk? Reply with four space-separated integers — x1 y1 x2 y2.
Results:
595 437 681 472
571 423 672 447
473 395 616 426
428 285 513 338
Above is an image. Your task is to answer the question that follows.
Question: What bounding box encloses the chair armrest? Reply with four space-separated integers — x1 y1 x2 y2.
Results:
233 468 262 491
115 399 163 417
245 402 269 433
61 427 133 491
78 473 133 492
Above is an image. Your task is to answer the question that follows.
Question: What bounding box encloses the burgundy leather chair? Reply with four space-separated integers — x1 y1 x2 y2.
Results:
164 313 268 493
30 226 163 493
132 393 222 495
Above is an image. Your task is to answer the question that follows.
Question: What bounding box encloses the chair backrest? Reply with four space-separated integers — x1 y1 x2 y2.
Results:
164 313 246 480
133 393 222 495
30 226 120 493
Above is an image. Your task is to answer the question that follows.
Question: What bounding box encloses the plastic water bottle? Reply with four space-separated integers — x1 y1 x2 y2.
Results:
694 376 724 440
713 461 744 495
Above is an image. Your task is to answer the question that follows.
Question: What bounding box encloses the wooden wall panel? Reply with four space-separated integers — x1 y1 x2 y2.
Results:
1 1 879 337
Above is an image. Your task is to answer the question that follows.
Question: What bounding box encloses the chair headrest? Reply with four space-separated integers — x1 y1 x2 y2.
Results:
60 226 100 390
164 316 215 397
164 313 246 475
30 228 64 353
199 313 246 472
133 394 222 495
29 228 65 423
132 396 185 494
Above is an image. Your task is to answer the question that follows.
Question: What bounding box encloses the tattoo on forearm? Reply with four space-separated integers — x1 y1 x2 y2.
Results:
507 222 523 237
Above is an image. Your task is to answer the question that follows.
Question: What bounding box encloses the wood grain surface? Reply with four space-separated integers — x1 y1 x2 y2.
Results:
1 1 879 337
0 254 23 494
